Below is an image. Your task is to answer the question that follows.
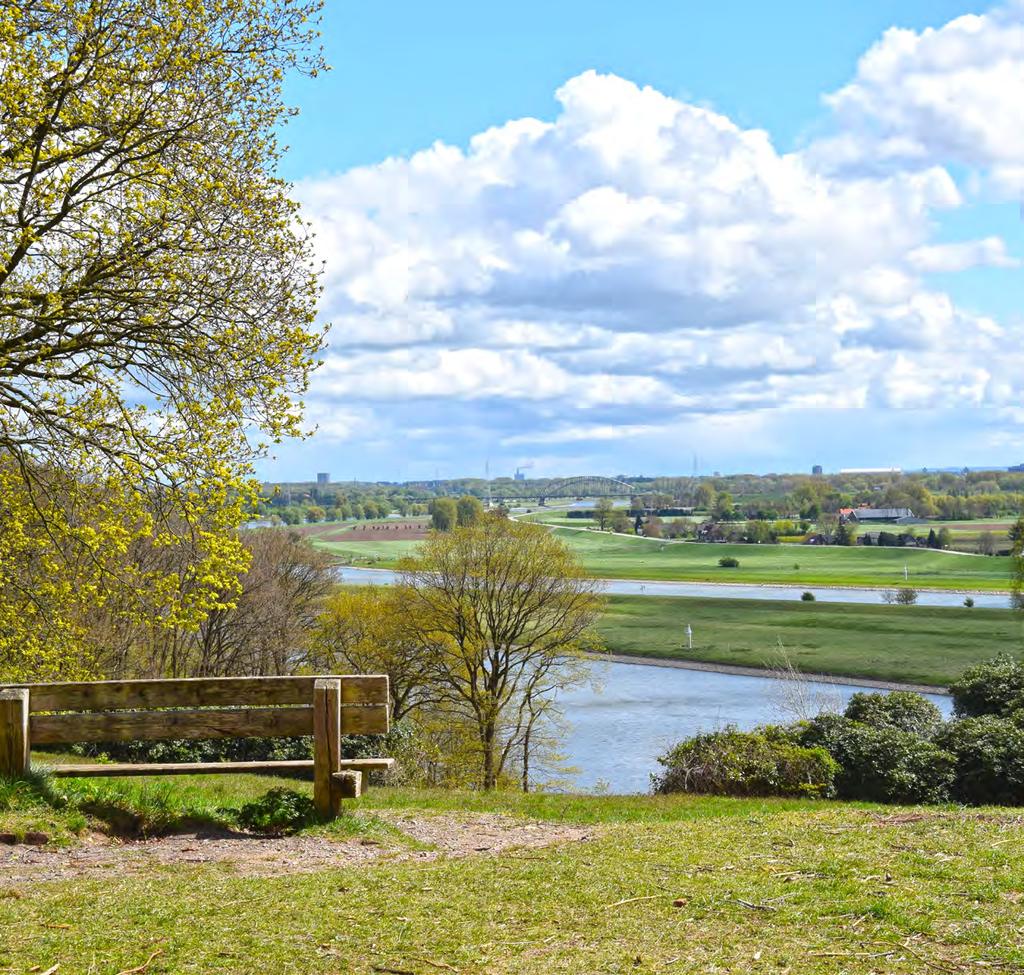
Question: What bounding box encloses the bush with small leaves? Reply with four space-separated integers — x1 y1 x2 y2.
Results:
654 727 838 798
801 591 816 602
800 714 954 804
949 654 1024 718
718 556 740 568
843 692 945 739
935 717 1024 806
236 789 319 834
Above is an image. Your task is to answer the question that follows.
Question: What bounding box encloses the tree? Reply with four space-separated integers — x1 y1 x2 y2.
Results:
305 505 325 524
456 495 485 528
937 527 953 550
611 510 633 534
313 586 441 723
695 482 716 511
1012 515 1024 611
978 531 998 556
834 523 857 546
0 0 325 675
397 515 604 789
430 497 458 531
594 497 615 530
713 492 735 520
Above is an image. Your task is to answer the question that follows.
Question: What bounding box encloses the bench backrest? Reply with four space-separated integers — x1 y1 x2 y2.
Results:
6 675 389 746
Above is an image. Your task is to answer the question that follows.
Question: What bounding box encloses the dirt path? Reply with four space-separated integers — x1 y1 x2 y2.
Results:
0 812 594 884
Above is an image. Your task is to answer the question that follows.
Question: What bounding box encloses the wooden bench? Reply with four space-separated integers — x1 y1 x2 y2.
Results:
0 675 394 819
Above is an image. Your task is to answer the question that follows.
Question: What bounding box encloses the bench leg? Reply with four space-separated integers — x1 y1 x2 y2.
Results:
313 679 342 818
0 689 30 779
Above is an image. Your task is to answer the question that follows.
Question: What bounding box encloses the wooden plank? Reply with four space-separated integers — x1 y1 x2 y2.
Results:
313 679 342 818
44 760 313 777
341 703 389 736
0 689 30 778
41 757 396 778
14 675 388 713
30 706 313 745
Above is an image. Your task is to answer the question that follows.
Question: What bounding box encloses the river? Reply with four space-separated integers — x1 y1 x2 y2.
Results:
337 565 1013 608
551 659 953 794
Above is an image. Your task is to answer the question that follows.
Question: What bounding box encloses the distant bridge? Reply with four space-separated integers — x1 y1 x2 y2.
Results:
541 476 636 500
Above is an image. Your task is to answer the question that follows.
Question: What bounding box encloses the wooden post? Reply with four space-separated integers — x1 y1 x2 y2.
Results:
0 688 30 779
313 678 342 818
334 770 362 799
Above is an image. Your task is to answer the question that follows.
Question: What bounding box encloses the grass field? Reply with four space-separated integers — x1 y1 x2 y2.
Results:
552 529 1014 591
598 595 1024 686
3 773 1024 974
304 522 1015 589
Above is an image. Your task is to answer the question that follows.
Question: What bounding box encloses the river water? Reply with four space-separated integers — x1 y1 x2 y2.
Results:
338 566 1012 609
552 660 953 794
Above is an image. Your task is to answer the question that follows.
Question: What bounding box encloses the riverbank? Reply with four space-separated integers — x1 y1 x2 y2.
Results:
596 594 1022 688
588 651 948 695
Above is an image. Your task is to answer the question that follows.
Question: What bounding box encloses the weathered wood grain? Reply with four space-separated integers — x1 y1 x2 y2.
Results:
313 678 342 818
13 675 388 713
41 758 396 777
30 706 314 744
0 689 29 778
333 770 363 799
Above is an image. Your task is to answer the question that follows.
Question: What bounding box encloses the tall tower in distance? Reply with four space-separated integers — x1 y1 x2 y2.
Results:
316 472 330 486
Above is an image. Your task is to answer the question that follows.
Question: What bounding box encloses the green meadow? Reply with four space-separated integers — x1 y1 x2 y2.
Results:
598 594 1024 687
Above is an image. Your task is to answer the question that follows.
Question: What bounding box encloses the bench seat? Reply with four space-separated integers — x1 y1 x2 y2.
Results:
40 757 396 778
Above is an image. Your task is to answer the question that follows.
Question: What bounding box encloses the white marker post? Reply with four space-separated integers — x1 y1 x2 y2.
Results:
685 623 693 650
904 565 909 581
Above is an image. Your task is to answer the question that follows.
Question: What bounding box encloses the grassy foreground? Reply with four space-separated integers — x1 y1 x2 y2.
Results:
4 773 1024 974
598 595 1024 687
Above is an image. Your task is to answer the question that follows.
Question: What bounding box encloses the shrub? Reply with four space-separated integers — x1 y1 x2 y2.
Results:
800 591 816 601
949 654 1024 718
236 788 319 834
895 587 918 605
963 597 975 608
800 714 954 804
843 692 944 739
653 727 837 799
936 717 1024 805
718 556 740 568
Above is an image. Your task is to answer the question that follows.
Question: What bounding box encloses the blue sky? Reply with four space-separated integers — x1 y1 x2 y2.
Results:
259 1 1024 482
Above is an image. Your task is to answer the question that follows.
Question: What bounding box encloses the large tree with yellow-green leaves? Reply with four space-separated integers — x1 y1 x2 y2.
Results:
0 0 326 680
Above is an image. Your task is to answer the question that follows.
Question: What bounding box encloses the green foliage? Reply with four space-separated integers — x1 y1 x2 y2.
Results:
718 556 740 568
455 495 485 528
800 591 816 601
949 654 1024 718
235 788 319 834
936 717 1024 806
800 714 954 804
843 692 944 739
653 727 838 799
430 497 458 531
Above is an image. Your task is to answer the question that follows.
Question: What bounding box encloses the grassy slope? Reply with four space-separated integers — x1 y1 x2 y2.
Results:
598 595 1024 686
3 776 1024 974
306 525 1013 590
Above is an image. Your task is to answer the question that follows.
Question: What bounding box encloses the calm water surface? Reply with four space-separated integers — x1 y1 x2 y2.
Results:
339 565 1011 608
552 660 953 794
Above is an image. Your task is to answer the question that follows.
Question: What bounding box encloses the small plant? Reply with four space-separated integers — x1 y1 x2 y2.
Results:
800 591 816 601
963 597 975 608
718 556 740 568
235 788 319 834
895 587 919 605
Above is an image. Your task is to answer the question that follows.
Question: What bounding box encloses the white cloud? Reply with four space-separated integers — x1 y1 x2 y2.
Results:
821 2 1024 190
289 20 1024 468
908 237 1019 273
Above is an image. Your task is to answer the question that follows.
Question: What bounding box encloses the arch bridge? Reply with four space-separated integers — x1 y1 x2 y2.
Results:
541 476 636 500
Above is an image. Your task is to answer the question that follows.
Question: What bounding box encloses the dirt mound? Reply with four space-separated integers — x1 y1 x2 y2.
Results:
0 813 594 884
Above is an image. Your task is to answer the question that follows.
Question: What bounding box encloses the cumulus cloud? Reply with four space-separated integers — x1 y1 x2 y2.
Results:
820 2 1024 190
292 12 1024 467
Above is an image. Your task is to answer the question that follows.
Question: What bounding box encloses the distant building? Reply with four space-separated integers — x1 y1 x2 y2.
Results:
316 472 330 486
812 465 823 476
840 506 915 524
1010 462 1024 473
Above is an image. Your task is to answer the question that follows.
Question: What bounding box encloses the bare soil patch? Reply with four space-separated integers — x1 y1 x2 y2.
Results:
0 813 594 884
342 522 428 541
